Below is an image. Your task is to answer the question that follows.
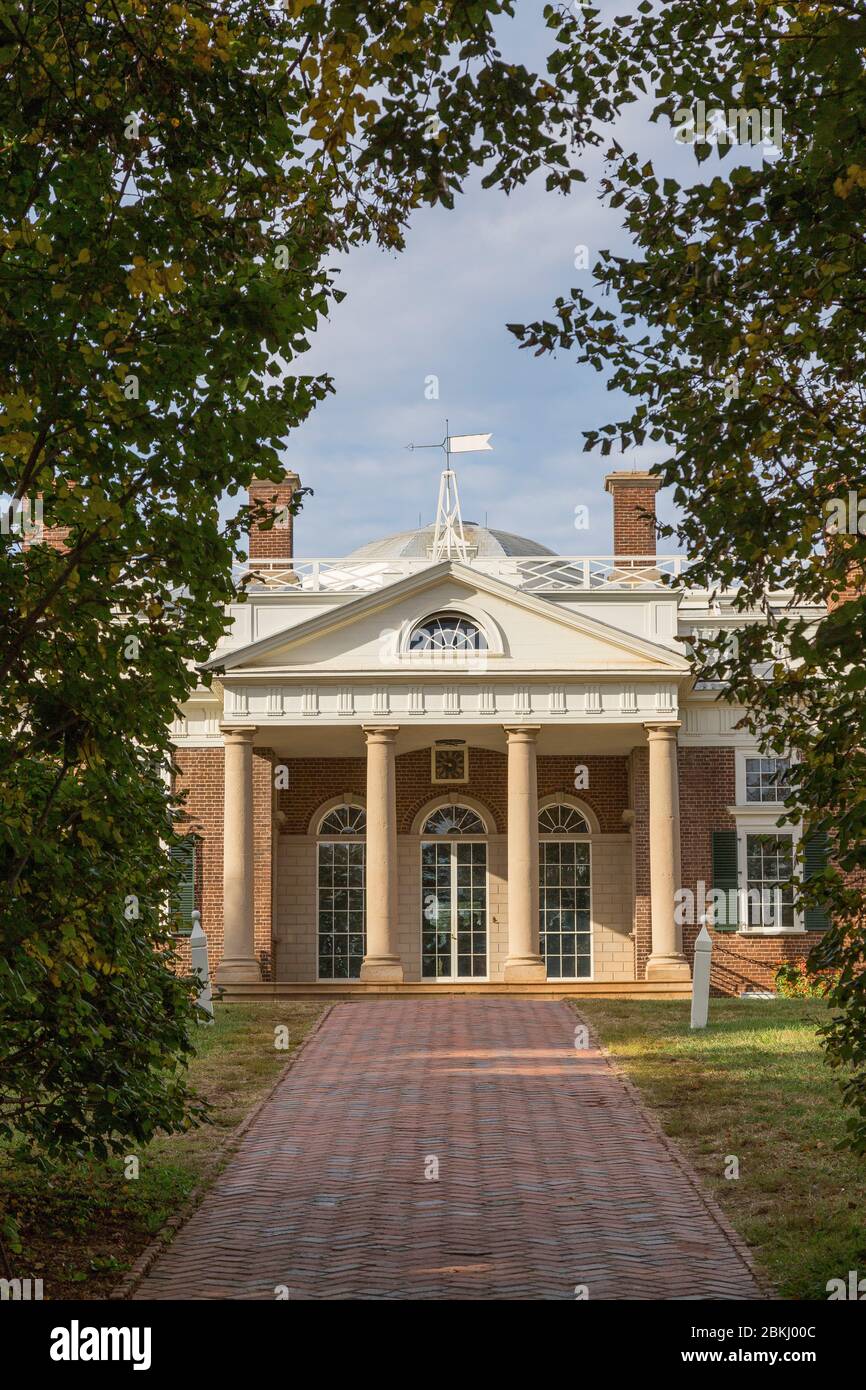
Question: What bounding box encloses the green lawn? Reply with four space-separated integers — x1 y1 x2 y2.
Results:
576 998 866 1300
0 1001 325 1300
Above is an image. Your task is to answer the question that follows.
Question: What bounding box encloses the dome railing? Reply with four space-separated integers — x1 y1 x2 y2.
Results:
231 553 690 594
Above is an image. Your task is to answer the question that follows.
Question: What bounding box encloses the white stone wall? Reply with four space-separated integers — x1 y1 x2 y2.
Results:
274 835 317 982
589 835 634 981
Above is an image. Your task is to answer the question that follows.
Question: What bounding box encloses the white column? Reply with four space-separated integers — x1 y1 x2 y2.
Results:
360 725 404 982
216 726 262 983
645 722 690 981
503 725 546 982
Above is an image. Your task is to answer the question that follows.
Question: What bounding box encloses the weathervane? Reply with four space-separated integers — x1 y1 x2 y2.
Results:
405 419 493 562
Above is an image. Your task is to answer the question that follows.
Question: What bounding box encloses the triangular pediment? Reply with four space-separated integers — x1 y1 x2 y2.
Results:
205 562 690 677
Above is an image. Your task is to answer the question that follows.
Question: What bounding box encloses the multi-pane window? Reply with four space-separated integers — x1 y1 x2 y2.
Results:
745 756 790 804
317 805 366 979
538 804 592 980
421 841 487 979
745 833 795 928
420 804 487 979
409 613 486 652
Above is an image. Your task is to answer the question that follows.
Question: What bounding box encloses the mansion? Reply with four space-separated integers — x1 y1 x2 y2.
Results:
170 466 827 997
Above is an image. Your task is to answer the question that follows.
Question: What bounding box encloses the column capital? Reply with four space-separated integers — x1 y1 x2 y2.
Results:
644 721 681 741
220 724 257 744
362 724 400 743
502 724 541 742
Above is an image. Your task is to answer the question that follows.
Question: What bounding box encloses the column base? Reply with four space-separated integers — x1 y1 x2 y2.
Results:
645 954 691 983
503 955 547 983
214 957 262 984
360 957 404 983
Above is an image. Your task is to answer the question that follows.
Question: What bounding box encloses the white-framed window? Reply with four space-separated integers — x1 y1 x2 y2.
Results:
408 612 487 653
316 802 366 979
733 813 803 933
745 755 790 804
743 831 796 929
538 799 592 980
538 803 590 835
421 804 486 836
734 748 793 807
420 803 488 980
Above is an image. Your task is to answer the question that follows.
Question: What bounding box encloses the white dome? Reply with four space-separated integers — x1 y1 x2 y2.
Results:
348 521 555 560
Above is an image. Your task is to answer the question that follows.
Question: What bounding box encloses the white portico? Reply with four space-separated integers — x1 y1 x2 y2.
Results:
167 465 704 995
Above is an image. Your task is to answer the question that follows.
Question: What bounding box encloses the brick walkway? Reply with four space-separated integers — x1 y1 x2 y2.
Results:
133 1000 763 1300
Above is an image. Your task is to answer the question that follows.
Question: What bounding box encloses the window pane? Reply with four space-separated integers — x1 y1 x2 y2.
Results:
745 832 795 927
409 613 487 652
539 839 591 978
318 840 365 978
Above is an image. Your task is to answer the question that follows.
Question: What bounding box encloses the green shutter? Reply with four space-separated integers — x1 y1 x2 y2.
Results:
711 829 739 930
804 832 829 931
170 837 196 932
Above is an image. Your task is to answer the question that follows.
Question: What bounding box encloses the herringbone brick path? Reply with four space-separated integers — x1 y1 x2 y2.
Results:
133 1000 763 1300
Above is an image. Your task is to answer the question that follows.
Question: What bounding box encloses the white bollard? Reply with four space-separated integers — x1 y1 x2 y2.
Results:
189 909 214 1023
690 923 713 1029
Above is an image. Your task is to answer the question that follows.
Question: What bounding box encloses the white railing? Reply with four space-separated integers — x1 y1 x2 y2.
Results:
232 554 687 595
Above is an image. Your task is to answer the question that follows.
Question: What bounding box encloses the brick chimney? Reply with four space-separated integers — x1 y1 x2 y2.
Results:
15 494 69 552
604 471 661 556
248 469 300 560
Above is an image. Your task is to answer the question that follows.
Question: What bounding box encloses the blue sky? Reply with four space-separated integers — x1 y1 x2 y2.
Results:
237 3 760 560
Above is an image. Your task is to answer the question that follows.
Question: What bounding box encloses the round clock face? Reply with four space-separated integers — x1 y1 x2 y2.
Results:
435 749 465 780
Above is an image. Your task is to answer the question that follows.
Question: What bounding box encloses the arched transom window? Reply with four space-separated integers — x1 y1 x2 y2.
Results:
408 612 487 653
317 803 365 980
538 804 590 835
318 804 366 836
421 805 486 836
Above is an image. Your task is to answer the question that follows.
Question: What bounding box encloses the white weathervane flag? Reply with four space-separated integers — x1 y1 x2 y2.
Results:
447 432 492 454
404 421 494 563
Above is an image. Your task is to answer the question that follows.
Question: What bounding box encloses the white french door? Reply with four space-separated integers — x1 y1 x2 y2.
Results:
420 840 488 979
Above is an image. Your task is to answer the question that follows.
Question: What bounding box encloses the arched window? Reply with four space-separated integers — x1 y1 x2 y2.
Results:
538 804 589 835
318 804 366 836
538 801 592 981
317 803 365 980
408 612 487 653
421 805 486 836
420 804 488 980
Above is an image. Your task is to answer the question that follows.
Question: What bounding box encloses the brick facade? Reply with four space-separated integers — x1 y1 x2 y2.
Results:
676 745 825 995
172 745 275 979
275 747 629 838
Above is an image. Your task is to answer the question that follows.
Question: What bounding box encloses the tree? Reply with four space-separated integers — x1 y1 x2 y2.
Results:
513 1 866 1147
0 0 593 1163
